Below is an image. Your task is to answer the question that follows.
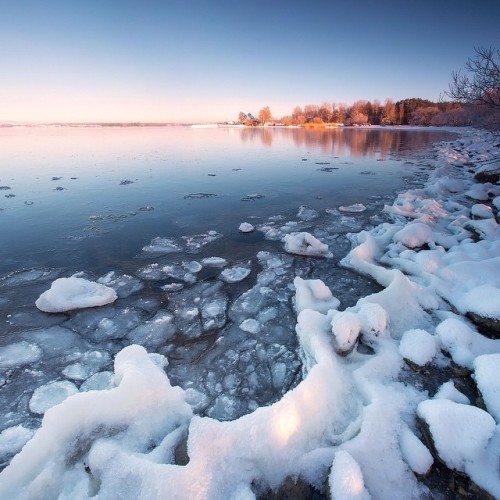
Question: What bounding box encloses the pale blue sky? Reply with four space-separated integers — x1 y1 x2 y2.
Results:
1 0 499 122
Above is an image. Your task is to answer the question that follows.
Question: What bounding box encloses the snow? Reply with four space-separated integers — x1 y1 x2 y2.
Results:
399 424 433 476
283 232 331 257
393 222 435 249
473 354 500 422
455 284 500 320
399 329 436 366
35 277 117 313
293 276 340 314
330 311 361 354
329 450 370 499
433 381 470 405
2 128 500 498
471 203 494 219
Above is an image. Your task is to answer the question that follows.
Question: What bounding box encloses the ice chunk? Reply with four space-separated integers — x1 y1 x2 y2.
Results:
183 261 202 273
399 424 433 476
331 311 361 355
127 311 176 347
338 203 367 213
201 257 227 267
141 237 182 255
62 351 111 381
35 277 117 313
239 319 261 334
433 381 470 405
182 230 222 253
68 307 145 342
328 450 370 500
293 276 339 314
417 399 495 471
297 205 319 221
29 380 79 414
473 354 500 422
0 341 42 368
283 232 331 258
201 296 228 331
80 371 115 392
399 329 436 367
161 283 184 292
97 272 144 298
0 268 60 287
0 426 34 458
239 222 254 233
20 325 88 358
220 266 251 283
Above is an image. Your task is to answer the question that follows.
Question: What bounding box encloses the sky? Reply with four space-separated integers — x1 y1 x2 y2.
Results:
1 0 500 123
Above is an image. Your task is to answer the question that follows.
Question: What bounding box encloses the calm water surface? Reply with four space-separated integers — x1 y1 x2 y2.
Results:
0 126 456 275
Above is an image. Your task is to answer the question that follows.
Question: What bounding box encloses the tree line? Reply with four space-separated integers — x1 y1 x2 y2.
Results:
238 47 499 130
238 98 473 127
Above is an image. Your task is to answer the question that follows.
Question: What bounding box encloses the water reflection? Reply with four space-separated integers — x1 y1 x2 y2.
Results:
238 127 455 158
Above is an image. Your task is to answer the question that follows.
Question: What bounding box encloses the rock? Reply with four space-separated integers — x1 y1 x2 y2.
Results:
260 476 317 500
466 312 500 339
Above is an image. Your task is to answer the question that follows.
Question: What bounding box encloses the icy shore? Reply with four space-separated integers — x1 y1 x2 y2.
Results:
0 128 499 499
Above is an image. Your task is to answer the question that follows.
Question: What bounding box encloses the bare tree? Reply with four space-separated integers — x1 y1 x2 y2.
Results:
258 106 272 125
446 47 500 179
446 47 500 110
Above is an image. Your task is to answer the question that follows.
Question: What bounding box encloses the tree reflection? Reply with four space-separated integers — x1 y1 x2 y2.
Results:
239 127 454 158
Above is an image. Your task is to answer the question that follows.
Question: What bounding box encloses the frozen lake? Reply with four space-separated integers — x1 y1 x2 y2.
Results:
0 125 457 434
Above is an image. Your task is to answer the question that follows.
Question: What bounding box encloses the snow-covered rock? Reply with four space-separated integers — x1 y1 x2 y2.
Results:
417 399 495 471
331 311 361 355
399 329 436 367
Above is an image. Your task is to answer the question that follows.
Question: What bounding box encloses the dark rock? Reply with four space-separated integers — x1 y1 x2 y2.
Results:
466 312 500 339
259 476 321 500
174 435 189 466
474 170 499 184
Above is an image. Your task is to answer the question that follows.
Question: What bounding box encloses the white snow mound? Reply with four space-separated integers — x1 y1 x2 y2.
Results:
35 277 117 313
